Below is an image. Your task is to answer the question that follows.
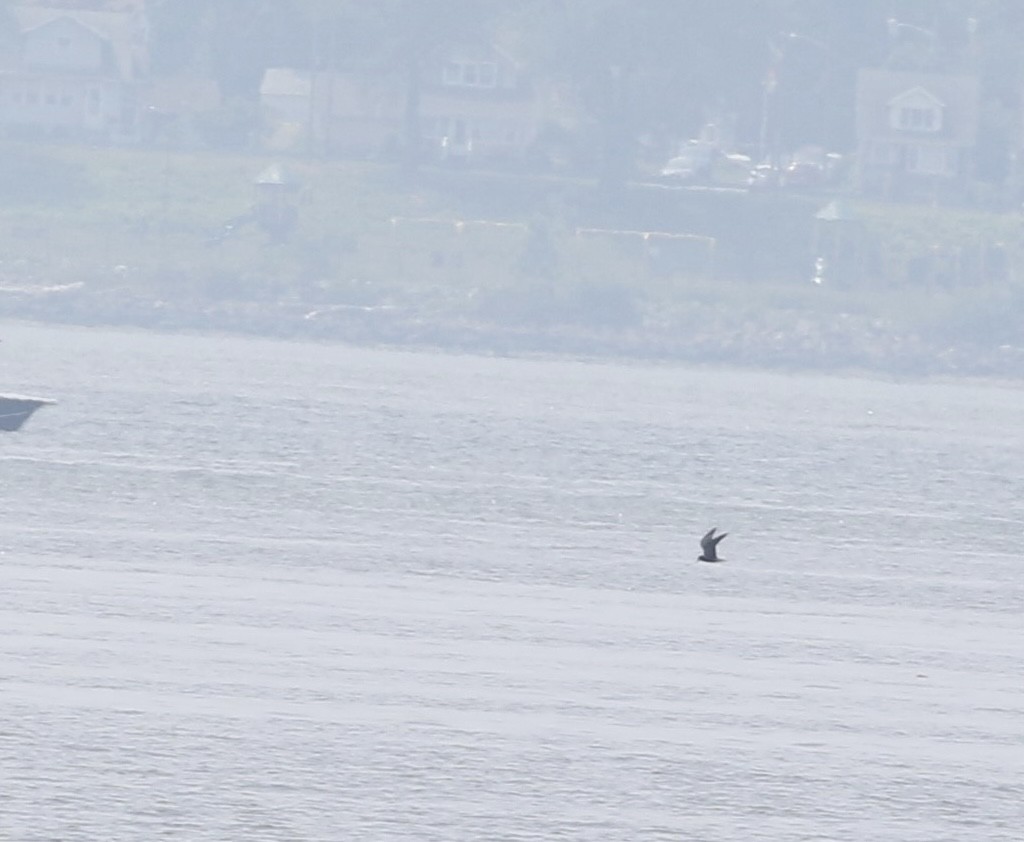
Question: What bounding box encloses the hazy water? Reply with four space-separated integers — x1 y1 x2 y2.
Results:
2 321 1023 841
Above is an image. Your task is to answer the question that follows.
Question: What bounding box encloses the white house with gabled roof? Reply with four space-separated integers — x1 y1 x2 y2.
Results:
259 43 554 163
856 69 979 199
0 3 148 139
887 86 945 135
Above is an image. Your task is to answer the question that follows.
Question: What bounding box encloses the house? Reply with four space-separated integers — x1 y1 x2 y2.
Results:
418 46 548 163
260 68 314 127
259 45 551 163
0 2 148 140
855 69 979 200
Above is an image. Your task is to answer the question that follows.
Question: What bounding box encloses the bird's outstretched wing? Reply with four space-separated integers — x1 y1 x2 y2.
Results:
700 527 728 561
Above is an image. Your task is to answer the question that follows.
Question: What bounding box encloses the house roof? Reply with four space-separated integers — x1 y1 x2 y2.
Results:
11 4 147 80
254 163 298 188
856 68 979 146
17 1 144 9
260 68 312 98
887 86 945 109
441 43 520 67
815 199 860 223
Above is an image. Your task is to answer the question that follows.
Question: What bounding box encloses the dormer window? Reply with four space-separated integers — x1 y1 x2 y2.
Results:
899 107 936 131
442 60 499 89
888 86 944 133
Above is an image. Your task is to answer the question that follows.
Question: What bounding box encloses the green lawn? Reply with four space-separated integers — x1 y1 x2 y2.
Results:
4 140 1024 369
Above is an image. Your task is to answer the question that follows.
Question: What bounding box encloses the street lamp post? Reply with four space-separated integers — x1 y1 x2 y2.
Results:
758 33 829 165
600 64 627 192
758 66 777 164
886 18 940 68
887 18 939 45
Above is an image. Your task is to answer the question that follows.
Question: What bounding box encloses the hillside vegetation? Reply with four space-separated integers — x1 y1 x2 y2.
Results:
3 142 1024 377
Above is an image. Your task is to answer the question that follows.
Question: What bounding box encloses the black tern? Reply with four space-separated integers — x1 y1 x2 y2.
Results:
698 527 728 562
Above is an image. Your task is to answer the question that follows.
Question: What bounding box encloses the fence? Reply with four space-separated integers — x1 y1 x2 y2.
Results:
573 227 716 281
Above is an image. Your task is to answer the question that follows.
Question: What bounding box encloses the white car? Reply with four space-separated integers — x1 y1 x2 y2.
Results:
659 151 712 184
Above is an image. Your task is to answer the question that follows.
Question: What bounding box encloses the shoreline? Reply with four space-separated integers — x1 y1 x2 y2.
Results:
4 284 1024 382
3 146 1024 387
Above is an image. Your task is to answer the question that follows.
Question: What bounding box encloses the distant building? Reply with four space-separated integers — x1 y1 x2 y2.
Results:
260 68 314 128
260 45 553 164
419 46 549 163
0 2 148 140
855 69 979 201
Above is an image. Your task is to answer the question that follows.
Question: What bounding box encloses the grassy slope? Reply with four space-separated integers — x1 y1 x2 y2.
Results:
3 141 1024 374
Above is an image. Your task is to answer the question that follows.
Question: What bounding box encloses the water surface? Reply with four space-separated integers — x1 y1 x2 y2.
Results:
2 322 1022 841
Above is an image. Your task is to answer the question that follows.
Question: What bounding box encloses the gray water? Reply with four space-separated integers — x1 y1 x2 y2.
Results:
2 321 1023 841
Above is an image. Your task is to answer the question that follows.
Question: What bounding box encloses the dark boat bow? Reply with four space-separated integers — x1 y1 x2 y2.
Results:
0 395 55 431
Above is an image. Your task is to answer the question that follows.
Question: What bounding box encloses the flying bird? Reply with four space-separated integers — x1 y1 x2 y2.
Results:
698 527 728 562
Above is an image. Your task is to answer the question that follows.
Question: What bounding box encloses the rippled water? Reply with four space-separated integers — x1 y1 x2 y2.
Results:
2 322 1023 841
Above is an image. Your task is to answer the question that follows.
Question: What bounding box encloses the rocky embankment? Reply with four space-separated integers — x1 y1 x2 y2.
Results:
4 281 1023 379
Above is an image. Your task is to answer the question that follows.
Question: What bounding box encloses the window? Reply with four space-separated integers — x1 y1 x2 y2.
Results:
442 62 461 86
897 108 937 131
892 102 937 134
441 60 500 89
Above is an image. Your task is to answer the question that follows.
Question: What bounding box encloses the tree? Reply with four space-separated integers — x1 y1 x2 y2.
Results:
149 0 311 95
0 0 16 44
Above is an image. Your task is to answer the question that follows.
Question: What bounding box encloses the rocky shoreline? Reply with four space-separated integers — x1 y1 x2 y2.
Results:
4 283 1024 380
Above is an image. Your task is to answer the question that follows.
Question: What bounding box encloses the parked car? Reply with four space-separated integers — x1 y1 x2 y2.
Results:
747 163 781 191
782 160 824 187
658 145 714 184
781 145 827 188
